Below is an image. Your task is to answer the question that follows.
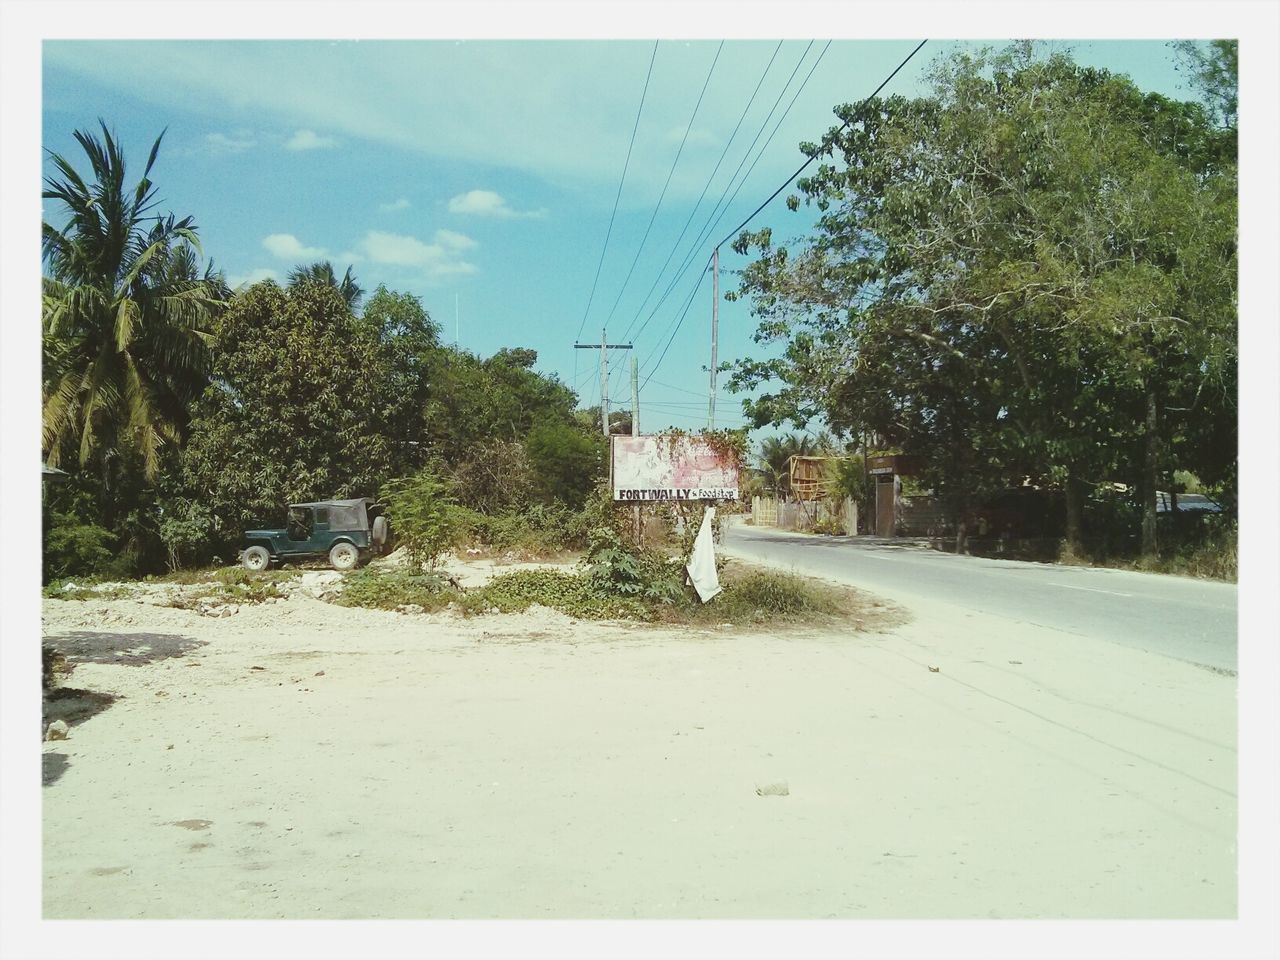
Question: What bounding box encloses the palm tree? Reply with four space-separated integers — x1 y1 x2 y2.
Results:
42 122 228 481
287 260 363 312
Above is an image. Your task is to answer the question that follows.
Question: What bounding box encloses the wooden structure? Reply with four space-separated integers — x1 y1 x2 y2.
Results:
786 455 847 502
866 454 922 536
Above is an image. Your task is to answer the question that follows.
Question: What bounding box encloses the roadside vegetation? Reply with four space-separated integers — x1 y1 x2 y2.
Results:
335 559 865 628
42 42 1237 587
730 41 1237 567
336 488 870 628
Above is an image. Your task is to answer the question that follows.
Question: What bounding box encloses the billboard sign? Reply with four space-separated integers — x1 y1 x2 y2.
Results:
611 435 739 502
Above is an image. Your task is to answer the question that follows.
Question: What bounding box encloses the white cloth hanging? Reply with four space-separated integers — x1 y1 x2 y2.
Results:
685 506 722 603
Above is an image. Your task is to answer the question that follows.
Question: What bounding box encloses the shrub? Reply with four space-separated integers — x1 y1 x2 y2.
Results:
812 516 845 536
43 579 132 601
584 524 685 603
446 438 536 514
335 567 456 611
157 496 218 570
381 468 461 569
462 569 646 620
526 422 606 508
452 502 593 556
718 571 842 618
43 488 115 583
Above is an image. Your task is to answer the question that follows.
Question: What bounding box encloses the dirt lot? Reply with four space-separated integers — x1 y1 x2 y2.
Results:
40 563 1236 919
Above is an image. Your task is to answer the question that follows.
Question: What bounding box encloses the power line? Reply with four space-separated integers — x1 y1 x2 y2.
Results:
641 39 928 390
602 40 725 332
645 376 734 400
632 42 825 381
616 40 785 344
626 41 818 346
641 260 711 386
575 40 659 343
713 39 928 251
700 40 833 246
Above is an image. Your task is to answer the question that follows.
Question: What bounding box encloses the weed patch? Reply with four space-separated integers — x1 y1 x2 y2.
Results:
335 568 456 611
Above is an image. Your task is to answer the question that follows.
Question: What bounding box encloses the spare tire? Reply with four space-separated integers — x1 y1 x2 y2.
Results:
372 514 389 548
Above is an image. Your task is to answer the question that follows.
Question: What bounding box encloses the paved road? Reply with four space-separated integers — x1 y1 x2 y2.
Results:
723 522 1239 673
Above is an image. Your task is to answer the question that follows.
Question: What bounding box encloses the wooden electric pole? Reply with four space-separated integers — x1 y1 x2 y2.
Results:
630 354 640 437
574 332 632 437
709 246 719 429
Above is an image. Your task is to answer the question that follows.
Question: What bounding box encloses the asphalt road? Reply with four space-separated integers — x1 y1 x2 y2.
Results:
723 522 1239 673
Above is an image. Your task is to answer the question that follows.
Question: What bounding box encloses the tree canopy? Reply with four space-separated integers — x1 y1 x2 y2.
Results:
728 44 1236 553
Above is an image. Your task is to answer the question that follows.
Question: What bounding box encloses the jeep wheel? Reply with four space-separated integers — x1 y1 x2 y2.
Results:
329 542 360 571
242 546 270 572
372 515 389 549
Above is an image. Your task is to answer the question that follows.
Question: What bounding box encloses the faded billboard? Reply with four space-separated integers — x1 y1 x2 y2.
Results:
611 435 740 502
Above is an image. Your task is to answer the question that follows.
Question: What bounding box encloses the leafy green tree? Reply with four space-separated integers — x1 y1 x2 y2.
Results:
42 122 227 482
729 44 1235 556
360 285 441 476
526 422 606 509
1171 39 1238 129
420 346 580 464
181 280 394 537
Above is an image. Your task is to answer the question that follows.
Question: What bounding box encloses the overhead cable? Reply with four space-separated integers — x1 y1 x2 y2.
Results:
575 40 659 342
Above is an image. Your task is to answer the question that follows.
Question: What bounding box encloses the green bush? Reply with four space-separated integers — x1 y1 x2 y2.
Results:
381 468 461 569
526 422 606 508
717 571 842 618
811 516 845 536
43 488 116 583
452 502 593 556
584 524 686 603
43 578 132 601
335 567 456 610
157 496 218 570
462 568 646 620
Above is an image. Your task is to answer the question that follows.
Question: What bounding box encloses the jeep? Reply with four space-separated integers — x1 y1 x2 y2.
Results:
241 498 390 571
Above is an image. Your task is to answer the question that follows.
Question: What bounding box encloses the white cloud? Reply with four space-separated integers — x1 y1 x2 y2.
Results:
284 129 337 151
358 229 477 280
379 197 411 212
40 40 942 202
205 130 256 154
43 40 853 202
226 267 278 289
447 189 545 219
433 228 477 250
261 233 326 259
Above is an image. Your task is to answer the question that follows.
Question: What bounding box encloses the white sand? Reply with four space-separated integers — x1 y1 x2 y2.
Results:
41 576 1235 919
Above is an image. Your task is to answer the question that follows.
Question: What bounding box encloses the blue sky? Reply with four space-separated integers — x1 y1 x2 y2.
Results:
42 39 1198 436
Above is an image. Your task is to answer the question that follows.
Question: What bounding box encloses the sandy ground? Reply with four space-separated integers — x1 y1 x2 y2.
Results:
40 561 1236 919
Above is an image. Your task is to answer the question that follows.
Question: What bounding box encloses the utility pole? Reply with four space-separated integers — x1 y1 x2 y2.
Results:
600 328 609 438
631 353 641 544
709 246 719 429
454 293 460 348
630 354 640 437
574 332 633 438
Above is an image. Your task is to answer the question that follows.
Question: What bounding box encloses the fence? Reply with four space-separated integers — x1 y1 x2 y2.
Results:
751 496 858 536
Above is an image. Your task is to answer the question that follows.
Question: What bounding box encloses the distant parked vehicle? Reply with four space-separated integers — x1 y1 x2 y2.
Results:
240 498 390 571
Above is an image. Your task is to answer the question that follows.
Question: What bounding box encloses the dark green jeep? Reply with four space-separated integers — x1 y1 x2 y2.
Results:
241 498 390 571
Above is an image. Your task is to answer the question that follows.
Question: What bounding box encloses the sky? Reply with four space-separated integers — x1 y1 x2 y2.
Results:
41 38 1199 436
